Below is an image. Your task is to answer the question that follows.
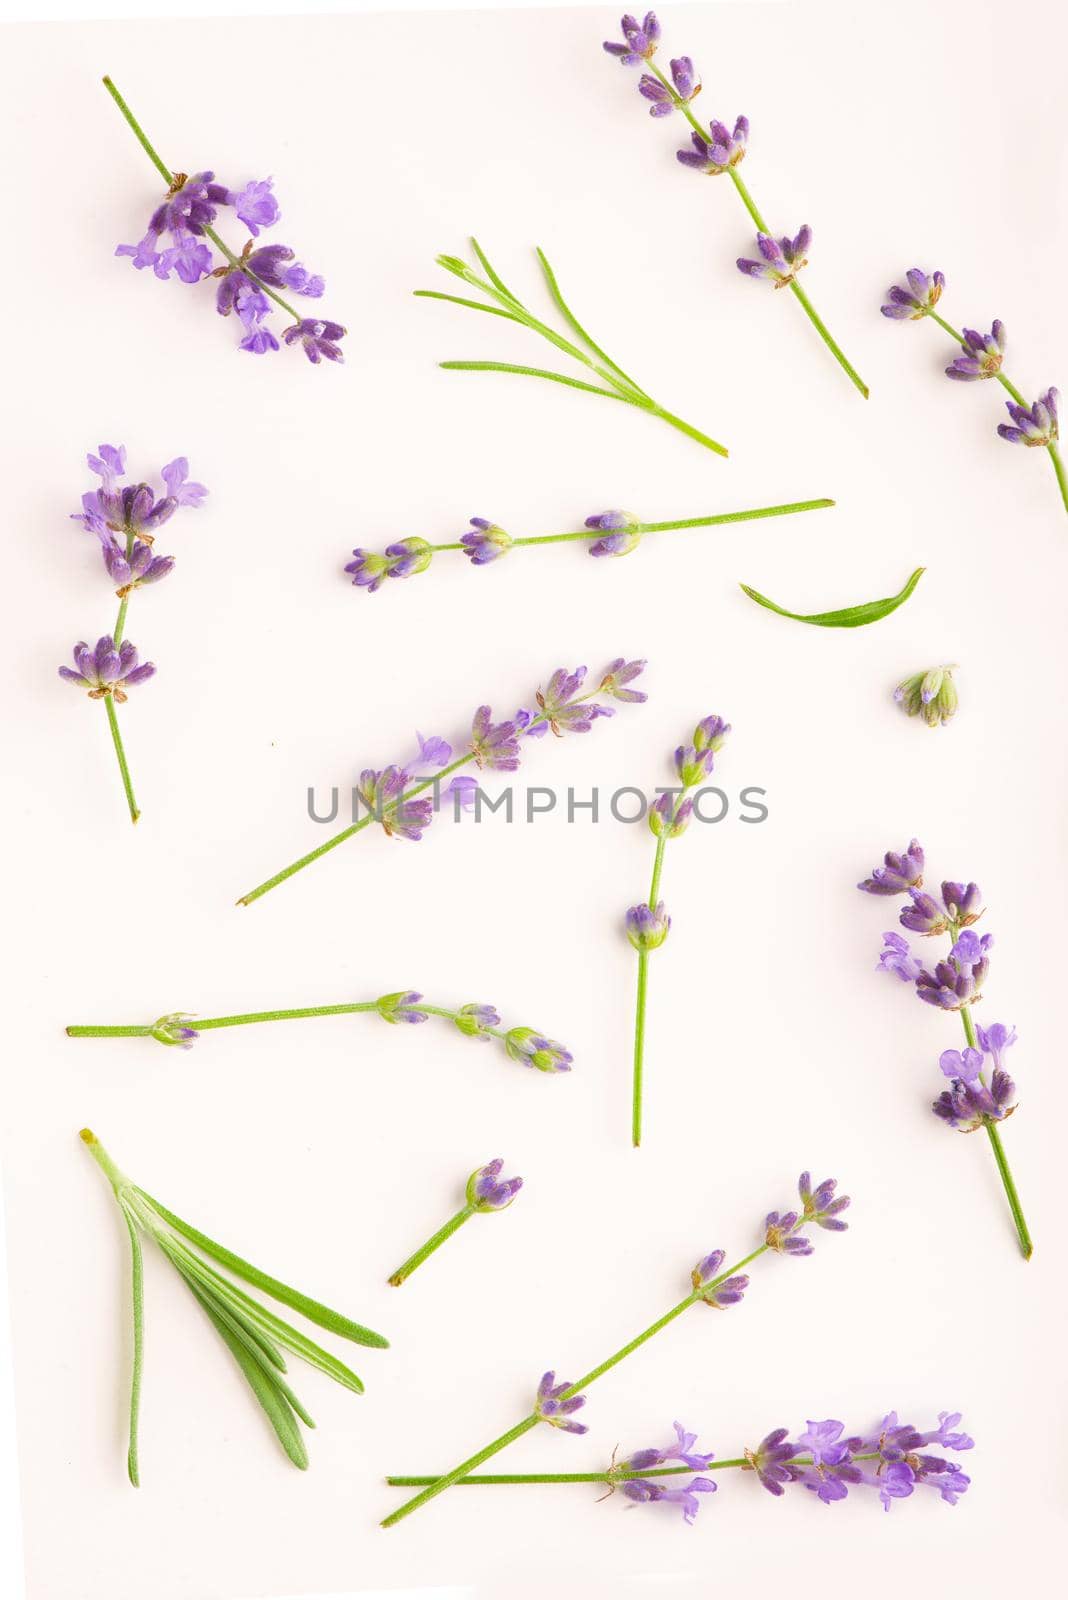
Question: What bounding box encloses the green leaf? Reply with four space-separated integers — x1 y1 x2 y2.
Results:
122 1210 145 1488
438 361 627 401
135 1189 388 1349
158 1236 287 1372
469 238 520 305
535 246 649 400
180 1271 316 1430
414 290 522 322
194 1289 309 1470
739 566 926 627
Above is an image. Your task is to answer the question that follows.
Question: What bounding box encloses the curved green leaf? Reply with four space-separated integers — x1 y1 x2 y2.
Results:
195 1291 309 1470
739 566 926 627
122 1211 145 1488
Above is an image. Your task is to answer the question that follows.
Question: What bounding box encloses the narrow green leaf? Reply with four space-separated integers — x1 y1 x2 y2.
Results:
739 566 926 628
158 1236 287 1372
439 361 627 401
122 1211 145 1488
180 1272 316 1430
195 1291 309 1470
135 1188 388 1348
535 246 650 400
414 290 522 322
469 238 520 305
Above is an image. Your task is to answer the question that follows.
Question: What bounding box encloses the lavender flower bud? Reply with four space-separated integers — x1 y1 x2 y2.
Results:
452 1002 501 1039
599 657 648 703
764 1210 813 1255
459 518 513 565
677 115 748 174
602 11 661 66
877 931 924 982
674 743 714 786
637 56 700 118
58 636 156 702
504 1028 572 1073
465 1158 523 1212
945 321 1005 381
281 318 346 365
941 881 983 926
585 509 643 558
649 792 693 838
470 706 521 771
997 388 1059 448
858 840 925 895
894 665 958 727
375 990 429 1025
737 227 811 289
915 930 992 1011
535 1371 587 1433
149 1013 198 1048
625 900 671 951
880 269 946 320
693 714 730 754
620 1474 716 1522
691 1249 749 1308
899 890 950 937
797 1172 851 1231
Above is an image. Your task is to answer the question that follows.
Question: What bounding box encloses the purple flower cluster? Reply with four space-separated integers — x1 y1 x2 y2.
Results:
737 227 811 289
946 322 1005 381
618 1424 716 1523
746 1412 972 1510
59 444 207 701
535 1371 587 1434
935 1024 1017 1131
693 1174 848 1308
880 268 945 320
677 116 748 175
998 388 1059 448
117 169 344 362
345 538 433 592
466 1158 523 1213
585 509 643 558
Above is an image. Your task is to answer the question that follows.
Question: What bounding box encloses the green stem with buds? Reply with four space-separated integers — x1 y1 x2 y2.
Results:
381 1237 781 1526
387 1451 882 1486
925 308 1067 518
388 1205 476 1287
958 1003 1032 1260
426 498 835 554
645 63 868 399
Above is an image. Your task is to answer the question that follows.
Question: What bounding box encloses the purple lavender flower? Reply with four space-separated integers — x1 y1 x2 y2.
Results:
690 1249 749 1309
620 1475 716 1523
535 1371 587 1433
470 706 521 771
513 708 550 739
537 666 607 734
411 732 453 771
877 931 924 982
375 990 430 1025
345 538 433 592
674 743 714 787
101 537 175 595
845 1412 974 1510
946 322 1005 381
915 929 992 1011
796 1419 851 1467
58 636 155 701
940 881 983 925
149 1012 198 1048
504 1028 573 1073
244 243 325 297
603 11 661 64
638 57 700 117
585 509 643 558
116 170 229 282
737 227 811 289
459 518 513 565
763 1210 812 1255
452 1002 501 1040
358 768 433 841
900 889 950 937
625 900 671 951
227 178 280 236
880 269 946 320
622 1422 715 1474
466 1158 523 1212
281 318 347 365
649 791 693 838
677 115 748 175
598 658 648 703
935 1025 1017 1130
72 446 206 543
997 388 1059 448
798 1172 851 1232
694 714 730 753
857 840 925 895
744 1428 795 1495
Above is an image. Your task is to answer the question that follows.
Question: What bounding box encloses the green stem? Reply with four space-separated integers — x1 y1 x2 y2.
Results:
67 999 504 1043
381 1240 771 1526
101 75 301 325
386 1452 883 1486
785 278 870 399
388 1205 475 1286
427 498 835 553
647 405 730 457
103 695 140 824
1050 445 1068 516
631 951 649 1148
958 1005 1032 1259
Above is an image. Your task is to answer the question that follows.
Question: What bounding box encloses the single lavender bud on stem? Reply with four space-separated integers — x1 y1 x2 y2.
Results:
388 1159 523 1286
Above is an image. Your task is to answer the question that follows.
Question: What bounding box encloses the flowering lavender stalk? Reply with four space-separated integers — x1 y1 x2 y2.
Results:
859 841 1032 1258
345 497 835 590
103 77 344 363
881 269 1066 517
380 1170 849 1526
389 1410 972 1517
67 992 572 1073
601 14 868 398
59 444 206 822
893 664 958 727
628 714 730 1146
236 658 647 906
81 1129 387 1485
387 1160 523 1287
417 241 727 456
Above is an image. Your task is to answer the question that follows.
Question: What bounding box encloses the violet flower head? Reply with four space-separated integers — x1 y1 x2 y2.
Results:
245 243 325 297
466 1158 523 1212
899 889 950 937
798 1171 851 1232
915 929 992 1011
877 931 924 983
946 321 1005 381
59 637 155 702
585 509 643 558
694 714 730 753
116 170 229 283
935 1024 1017 1131
880 269 946 320
737 227 811 289
227 178 280 236
598 657 648 704
857 840 925 895
997 388 1059 448
621 1422 715 1474
411 732 453 772
452 1002 501 1040
375 990 430 1025
674 742 714 787
345 538 433 593
941 881 984 926
603 11 661 65
358 768 434 841
744 1428 795 1496
149 1012 199 1048
536 666 607 734
638 57 700 117
691 1249 749 1309
535 1371 587 1433
649 791 693 839
504 1027 573 1073
470 705 521 771
460 518 513 565
763 1210 812 1255
625 900 671 951
281 318 347 365
72 445 206 543
677 115 748 175
845 1412 974 1510
620 1475 716 1523
101 537 175 595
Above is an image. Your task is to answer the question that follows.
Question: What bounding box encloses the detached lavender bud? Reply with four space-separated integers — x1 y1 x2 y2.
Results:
997 387 1059 448
460 518 513 565
946 321 1005 380
880 268 946 320
858 840 925 895
676 115 748 174
585 509 643 558
602 11 661 65
894 664 958 727
737 227 811 289
625 900 671 951
535 1371 587 1433
466 1158 523 1212
150 1013 198 1047
375 990 430 1025
281 318 346 365
59 636 155 702
504 1028 573 1073
452 1003 501 1040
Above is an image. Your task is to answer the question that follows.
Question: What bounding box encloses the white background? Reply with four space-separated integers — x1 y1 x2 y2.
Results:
2 1 1067 1597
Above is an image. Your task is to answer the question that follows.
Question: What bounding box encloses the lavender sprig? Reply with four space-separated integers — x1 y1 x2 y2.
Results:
601 13 868 399
389 1410 972 1518
67 992 572 1076
881 269 1066 517
60 443 207 822
893 663 959 727
236 658 648 906
81 1130 387 1485
387 1159 523 1287
345 497 835 591
416 241 728 456
103 76 345 363
859 841 1032 1258
380 1170 849 1526
628 714 730 1145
